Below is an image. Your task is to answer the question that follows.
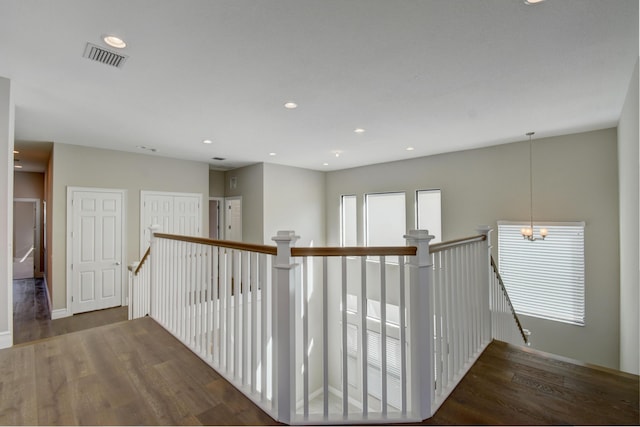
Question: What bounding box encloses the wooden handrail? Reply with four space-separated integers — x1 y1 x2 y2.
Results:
154 233 278 255
490 256 529 345
291 246 417 257
134 246 151 275
430 234 486 253
153 233 486 258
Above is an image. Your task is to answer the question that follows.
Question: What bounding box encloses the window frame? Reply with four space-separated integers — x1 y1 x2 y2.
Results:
340 194 358 247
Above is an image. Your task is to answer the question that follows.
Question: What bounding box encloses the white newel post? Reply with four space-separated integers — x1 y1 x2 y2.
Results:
272 230 299 424
148 224 161 318
476 225 493 343
404 229 435 420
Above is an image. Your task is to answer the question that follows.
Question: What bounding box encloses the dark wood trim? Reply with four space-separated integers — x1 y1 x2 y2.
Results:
134 247 151 275
430 234 486 253
291 246 417 257
154 233 278 255
490 255 529 345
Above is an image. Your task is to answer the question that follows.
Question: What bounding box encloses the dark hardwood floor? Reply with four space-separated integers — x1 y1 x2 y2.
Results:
421 340 639 425
13 278 128 345
7 279 638 425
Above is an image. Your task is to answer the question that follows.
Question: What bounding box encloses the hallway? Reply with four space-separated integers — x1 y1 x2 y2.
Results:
12 278 127 345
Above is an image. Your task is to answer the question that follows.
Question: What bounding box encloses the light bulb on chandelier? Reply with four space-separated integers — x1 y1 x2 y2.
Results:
522 132 547 241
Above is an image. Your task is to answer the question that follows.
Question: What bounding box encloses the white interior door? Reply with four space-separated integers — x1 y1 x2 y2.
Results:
140 191 202 256
174 195 201 235
70 189 124 314
224 197 242 241
141 194 173 253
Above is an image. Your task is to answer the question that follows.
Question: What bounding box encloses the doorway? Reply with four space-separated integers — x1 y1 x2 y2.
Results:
224 197 242 241
209 197 223 239
13 199 40 280
67 187 126 314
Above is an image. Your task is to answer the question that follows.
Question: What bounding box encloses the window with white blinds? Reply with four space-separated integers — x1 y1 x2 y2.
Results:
341 195 357 246
497 221 586 326
416 189 442 243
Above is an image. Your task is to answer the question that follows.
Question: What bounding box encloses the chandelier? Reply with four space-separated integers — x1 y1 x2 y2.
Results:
521 132 548 241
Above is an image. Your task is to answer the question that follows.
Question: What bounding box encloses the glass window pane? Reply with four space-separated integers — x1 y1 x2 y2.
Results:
416 189 442 243
341 195 357 246
366 192 406 247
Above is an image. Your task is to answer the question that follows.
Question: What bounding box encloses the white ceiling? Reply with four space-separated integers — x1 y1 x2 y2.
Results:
1 0 637 172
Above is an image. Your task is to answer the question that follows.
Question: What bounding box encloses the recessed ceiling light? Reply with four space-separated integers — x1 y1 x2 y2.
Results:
202 139 213 144
524 0 544 4
406 147 415 151
103 35 127 49
354 128 365 134
323 163 329 166
269 152 277 156
284 102 298 109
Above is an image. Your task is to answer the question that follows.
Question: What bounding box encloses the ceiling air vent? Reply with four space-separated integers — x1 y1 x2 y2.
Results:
82 42 128 68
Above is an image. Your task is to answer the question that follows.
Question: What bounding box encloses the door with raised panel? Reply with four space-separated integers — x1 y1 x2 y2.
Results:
140 191 202 256
71 189 123 314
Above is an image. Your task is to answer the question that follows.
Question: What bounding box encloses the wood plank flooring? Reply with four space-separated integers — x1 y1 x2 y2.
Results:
7 279 638 425
1 317 279 426
420 340 639 425
13 278 128 345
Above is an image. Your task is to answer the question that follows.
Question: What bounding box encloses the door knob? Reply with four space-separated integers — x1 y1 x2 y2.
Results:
115 262 121 266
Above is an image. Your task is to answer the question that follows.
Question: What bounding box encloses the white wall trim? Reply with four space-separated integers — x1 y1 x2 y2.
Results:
51 307 70 319
0 330 12 349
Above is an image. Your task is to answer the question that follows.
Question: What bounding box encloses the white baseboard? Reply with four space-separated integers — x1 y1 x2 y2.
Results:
0 331 12 349
52 308 71 319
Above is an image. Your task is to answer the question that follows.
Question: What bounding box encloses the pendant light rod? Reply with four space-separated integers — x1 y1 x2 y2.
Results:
522 131 547 241
527 131 534 232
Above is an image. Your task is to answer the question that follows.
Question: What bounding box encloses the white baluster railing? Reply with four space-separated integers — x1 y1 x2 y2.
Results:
288 244 418 424
150 233 277 415
126 226 527 425
428 227 492 413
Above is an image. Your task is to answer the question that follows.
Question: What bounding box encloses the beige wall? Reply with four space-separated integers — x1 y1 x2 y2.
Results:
224 164 264 244
0 77 13 345
209 169 225 197
325 128 620 369
617 58 639 374
45 150 54 302
14 172 44 199
263 163 326 247
51 143 209 312
14 172 45 272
